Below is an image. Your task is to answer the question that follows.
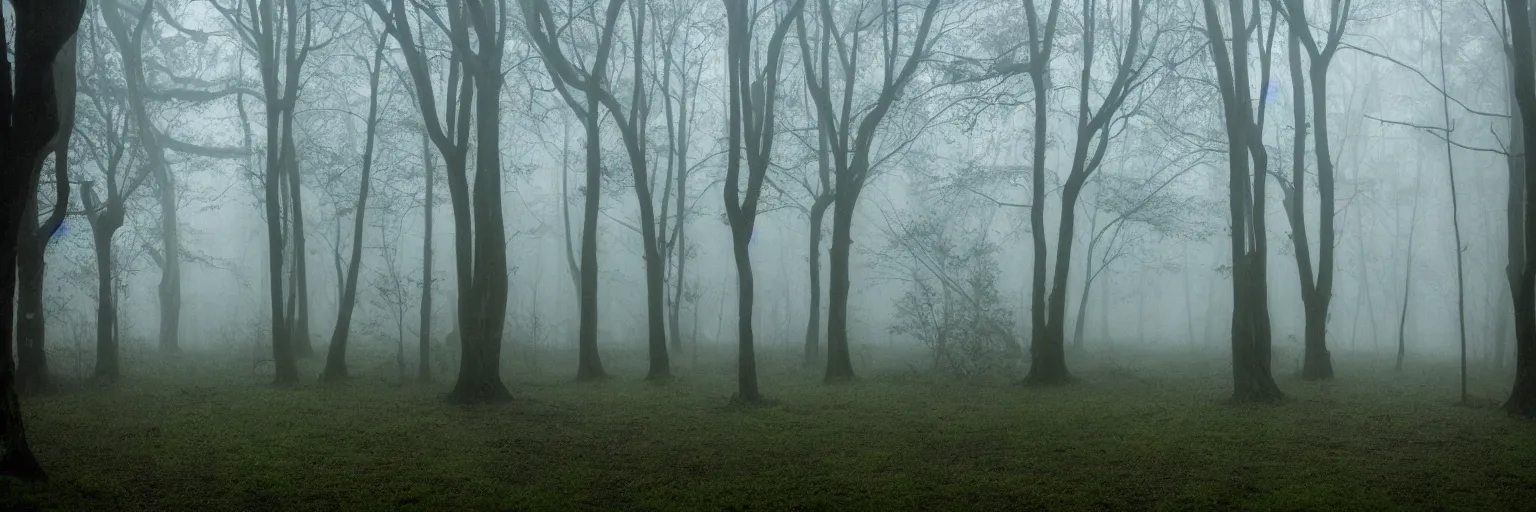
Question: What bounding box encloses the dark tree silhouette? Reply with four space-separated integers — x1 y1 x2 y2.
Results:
0 0 88 481
1199 0 1284 403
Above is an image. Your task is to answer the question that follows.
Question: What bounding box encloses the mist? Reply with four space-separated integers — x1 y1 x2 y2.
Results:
3 0 1535 509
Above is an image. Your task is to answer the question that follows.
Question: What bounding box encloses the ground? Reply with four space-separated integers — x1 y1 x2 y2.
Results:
4 342 1534 511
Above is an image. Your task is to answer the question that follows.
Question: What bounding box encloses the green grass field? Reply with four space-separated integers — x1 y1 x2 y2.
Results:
4 343 1534 511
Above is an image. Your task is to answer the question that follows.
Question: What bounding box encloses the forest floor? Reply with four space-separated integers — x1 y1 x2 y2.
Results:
4 341 1534 511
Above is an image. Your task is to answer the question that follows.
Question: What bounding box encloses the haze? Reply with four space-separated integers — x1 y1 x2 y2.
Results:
2 0 1535 509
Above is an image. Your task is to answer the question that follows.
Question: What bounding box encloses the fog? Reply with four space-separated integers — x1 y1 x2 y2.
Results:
4 0 1535 508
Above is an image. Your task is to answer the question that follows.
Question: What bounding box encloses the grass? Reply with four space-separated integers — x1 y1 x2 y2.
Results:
4 342 1535 511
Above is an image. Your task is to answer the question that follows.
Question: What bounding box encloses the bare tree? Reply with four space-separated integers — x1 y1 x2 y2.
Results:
1272 0 1353 381
797 0 944 382
722 0 805 402
524 0 674 381
1027 0 1156 385
322 28 389 382
1199 0 1284 403
368 0 515 402
211 0 327 383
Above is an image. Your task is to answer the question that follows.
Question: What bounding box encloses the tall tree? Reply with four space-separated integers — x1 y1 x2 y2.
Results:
211 0 325 383
524 0 674 381
75 6 158 387
321 29 389 382
1027 0 1155 385
1199 0 1284 402
0 0 89 481
1502 0 1536 417
722 0 805 402
369 0 514 402
796 0 944 382
1273 0 1352 381
13 33 76 393
419 127 435 382
524 0 623 382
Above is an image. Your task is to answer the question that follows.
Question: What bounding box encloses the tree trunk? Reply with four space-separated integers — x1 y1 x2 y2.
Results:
1070 206 1099 351
283 115 312 358
576 91 606 382
154 155 181 353
15 36 75 392
322 36 384 382
419 128 434 383
731 237 760 401
0 254 44 480
1503 0 1536 417
1 0 87 480
1395 161 1424 372
1431 2 1467 402
15 219 51 388
266 105 297 384
804 195 829 367
448 46 512 404
1026 65 1053 383
90 224 119 383
824 192 857 382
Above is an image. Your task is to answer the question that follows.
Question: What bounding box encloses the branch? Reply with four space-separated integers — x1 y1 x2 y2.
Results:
1365 115 1510 156
1341 43 1508 119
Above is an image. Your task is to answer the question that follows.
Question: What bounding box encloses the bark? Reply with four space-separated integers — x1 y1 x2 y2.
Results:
15 178 68 387
1024 0 1064 385
86 201 123 387
0 0 87 481
1070 206 1098 350
1503 0 1536 417
15 37 74 393
322 32 386 383
575 86 606 381
284 117 311 358
824 195 857 381
445 0 513 404
804 193 830 367
668 95 689 356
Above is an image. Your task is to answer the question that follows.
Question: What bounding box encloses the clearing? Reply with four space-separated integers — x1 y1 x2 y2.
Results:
5 344 1534 511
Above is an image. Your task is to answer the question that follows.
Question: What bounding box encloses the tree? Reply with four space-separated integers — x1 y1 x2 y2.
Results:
1 0 89 481
1199 0 1284 403
321 28 389 382
75 5 158 387
419 127 435 383
722 0 805 402
1501 0 1536 417
1069 160 1211 350
1026 0 1156 385
524 0 674 381
13 33 76 393
523 0 624 382
369 0 514 403
797 0 944 382
211 0 326 384
1272 0 1353 381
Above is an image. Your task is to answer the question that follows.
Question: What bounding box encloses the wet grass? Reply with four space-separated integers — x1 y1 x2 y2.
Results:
4 343 1534 511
